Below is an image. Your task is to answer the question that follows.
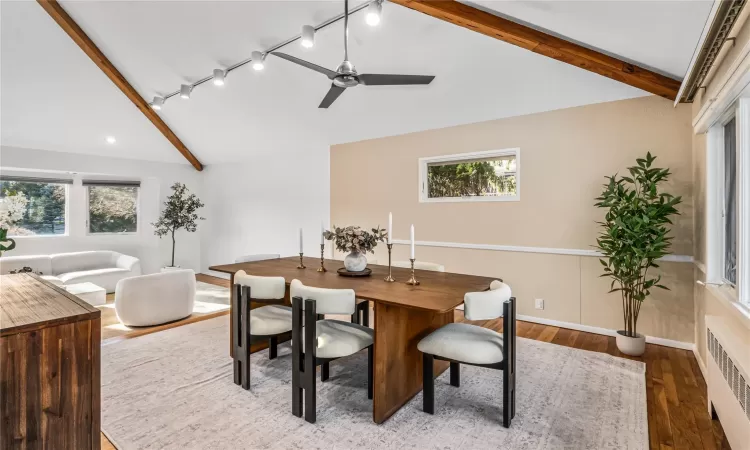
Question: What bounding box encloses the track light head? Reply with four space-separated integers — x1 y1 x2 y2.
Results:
251 51 265 71
213 69 226 86
301 25 315 48
180 84 192 99
151 96 164 110
366 1 382 26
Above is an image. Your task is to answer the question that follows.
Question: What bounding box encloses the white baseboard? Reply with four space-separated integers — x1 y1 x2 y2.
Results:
516 314 694 350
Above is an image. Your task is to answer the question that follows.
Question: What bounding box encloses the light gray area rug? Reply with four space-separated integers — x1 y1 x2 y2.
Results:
101 316 647 450
194 281 231 305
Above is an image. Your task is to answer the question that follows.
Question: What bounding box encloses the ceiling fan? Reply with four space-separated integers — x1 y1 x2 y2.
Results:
271 0 435 108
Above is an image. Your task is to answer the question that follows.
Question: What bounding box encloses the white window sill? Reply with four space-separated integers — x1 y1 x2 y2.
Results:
706 284 750 330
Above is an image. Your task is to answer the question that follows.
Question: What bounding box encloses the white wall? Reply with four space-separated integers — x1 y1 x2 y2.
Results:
200 145 330 277
0 145 204 273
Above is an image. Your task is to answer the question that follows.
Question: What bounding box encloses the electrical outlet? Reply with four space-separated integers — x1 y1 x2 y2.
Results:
535 298 544 310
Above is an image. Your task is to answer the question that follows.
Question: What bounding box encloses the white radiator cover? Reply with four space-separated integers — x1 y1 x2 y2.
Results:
706 316 750 450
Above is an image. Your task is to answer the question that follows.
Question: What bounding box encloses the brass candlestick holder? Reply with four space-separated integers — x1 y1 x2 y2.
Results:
297 253 306 269
406 258 420 285
384 243 395 282
317 244 327 272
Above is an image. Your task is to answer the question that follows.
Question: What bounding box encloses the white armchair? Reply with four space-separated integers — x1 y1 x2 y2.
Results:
115 269 195 327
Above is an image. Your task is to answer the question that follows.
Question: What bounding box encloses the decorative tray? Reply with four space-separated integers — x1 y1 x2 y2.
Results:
336 267 372 277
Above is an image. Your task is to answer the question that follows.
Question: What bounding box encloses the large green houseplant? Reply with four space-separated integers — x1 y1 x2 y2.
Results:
152 183 204 269
594 153 681 356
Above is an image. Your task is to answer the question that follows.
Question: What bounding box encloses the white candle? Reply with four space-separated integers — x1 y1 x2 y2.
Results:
410 224 415 259
299 228 303 253
320 221 325 245
388 212 392 244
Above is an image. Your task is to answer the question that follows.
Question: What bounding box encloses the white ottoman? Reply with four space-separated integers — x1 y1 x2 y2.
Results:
65 282 107 306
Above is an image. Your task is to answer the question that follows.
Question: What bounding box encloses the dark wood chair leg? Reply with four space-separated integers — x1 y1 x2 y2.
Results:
291 297 303 418
269 336 278 360
241 286 251 390
362 302 370 327
503 367 511 428
232 285 242 386
350 312 359 325
450 362 460 387
304 300 317 424
423 353 434 414
367 346 373 399
321 362 329 382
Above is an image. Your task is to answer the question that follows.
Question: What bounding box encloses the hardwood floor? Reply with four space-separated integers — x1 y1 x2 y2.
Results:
100 274 730 450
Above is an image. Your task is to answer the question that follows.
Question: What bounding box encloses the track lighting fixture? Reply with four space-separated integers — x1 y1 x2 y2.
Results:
301 25 315 48
366 1 382 26
213 69 226 86
180 84 193 99
251 51 265 71
151 96 164 110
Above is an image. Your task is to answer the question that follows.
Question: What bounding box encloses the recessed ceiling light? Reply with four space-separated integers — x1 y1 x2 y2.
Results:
301 25 315 48
251 51 265 71
106 136 116 144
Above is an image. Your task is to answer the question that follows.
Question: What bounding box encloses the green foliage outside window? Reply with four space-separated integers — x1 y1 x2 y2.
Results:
88 186 138 233
427 159 516 198
0 181 66 236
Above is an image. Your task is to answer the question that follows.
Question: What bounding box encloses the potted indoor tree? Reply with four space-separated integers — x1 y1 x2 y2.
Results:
152 183 204 270
594 152 681 356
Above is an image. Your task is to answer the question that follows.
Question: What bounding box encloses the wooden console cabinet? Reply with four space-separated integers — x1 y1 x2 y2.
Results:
0 273 101 450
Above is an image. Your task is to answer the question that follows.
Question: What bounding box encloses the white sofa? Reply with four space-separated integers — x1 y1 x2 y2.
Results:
0 251 141 293
115 269 196 327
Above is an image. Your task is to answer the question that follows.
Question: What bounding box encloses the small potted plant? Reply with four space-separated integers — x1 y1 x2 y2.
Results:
152 183 204 270
324 225 387 272
595 152 681 356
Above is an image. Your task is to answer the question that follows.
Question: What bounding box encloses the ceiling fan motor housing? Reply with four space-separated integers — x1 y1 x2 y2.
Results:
334 60 360 87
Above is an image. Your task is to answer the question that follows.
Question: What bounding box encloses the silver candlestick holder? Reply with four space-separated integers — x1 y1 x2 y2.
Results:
297 253 306 269
406 258 420 285
384 243 395 282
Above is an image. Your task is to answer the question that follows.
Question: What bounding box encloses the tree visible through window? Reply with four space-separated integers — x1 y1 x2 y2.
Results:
88 186 138 233
723 117 737 285
424 152 518 200
0 181 66 236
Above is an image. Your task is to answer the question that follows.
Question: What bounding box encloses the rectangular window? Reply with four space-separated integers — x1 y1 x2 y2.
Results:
723 117 738 286
85 182 139 234
0 178 68 236
419 149 520 203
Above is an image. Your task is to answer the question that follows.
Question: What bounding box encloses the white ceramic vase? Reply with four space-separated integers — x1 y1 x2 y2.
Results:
615 330 646 356
344 251 368 272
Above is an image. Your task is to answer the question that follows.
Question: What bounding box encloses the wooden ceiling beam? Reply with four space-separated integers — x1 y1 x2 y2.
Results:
389 0 682 101
37 0 203 171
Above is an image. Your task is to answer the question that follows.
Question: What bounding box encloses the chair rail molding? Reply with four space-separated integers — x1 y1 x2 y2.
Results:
390 239 694 263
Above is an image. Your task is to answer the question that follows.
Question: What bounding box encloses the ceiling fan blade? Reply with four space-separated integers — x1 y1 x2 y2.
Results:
358 74 435 86
319 84 346 108
271 52 337 79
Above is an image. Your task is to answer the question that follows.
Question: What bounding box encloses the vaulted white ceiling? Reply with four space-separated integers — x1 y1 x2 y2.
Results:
1 0 712 165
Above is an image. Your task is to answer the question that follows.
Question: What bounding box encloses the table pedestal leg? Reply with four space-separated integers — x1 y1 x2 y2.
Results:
373 302 453 424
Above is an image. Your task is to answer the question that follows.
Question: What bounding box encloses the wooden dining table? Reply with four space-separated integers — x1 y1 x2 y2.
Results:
209 256 498 424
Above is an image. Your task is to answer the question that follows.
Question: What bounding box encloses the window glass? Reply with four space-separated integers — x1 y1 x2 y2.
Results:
723 117 737 285
0 181 66 236
426 154 517 199
88 186 138 233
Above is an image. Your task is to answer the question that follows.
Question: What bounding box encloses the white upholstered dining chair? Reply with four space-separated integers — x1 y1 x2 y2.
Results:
234 254 281 264
290 279 374 424
233 270 292 390
417 280 517 428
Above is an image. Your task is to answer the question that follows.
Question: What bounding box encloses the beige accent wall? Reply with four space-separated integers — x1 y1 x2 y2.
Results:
331 95 695 343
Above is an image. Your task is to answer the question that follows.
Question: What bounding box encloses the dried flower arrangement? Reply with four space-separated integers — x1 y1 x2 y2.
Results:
323 225 387 254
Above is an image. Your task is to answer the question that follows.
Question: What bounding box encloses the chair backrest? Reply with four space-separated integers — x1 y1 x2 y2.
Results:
463 280 511 321
392 260 445 272
290 279 355 315
234 270 285 300
234 254 281 264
